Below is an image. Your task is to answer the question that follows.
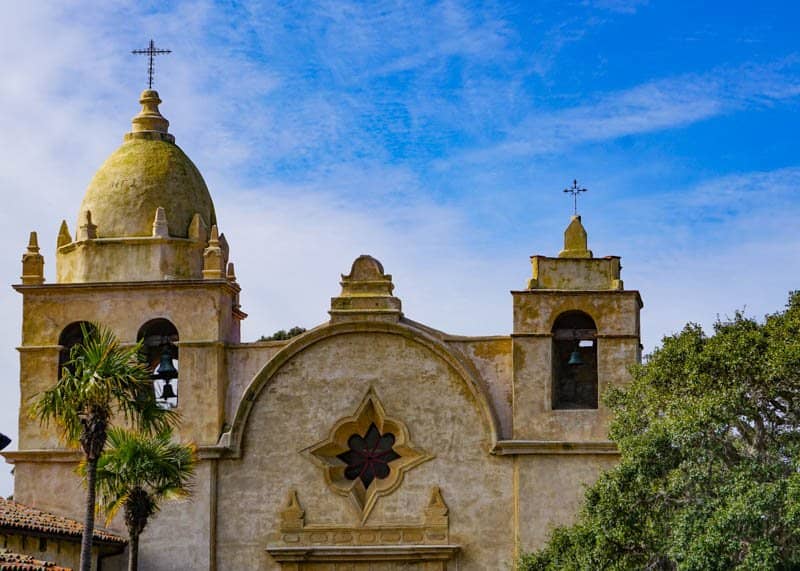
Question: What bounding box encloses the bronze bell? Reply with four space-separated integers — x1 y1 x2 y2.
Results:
159 380 177 400
152 349 178 381
567 348 584 366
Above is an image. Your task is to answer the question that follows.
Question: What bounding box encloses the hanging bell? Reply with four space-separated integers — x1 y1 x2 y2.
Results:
159 380 177 400
152 348 178 381
567 348 584 366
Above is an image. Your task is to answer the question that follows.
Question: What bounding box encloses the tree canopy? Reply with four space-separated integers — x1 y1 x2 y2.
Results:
258 326 307 341
521 292 800 571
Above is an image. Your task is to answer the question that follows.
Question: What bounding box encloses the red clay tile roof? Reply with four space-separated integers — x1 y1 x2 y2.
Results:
0 549 70 570
0 498 125 545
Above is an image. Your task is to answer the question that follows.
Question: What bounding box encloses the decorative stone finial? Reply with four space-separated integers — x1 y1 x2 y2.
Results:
152 206 169 237
226 262 237 283
330 255 402 322
424 487 449 528
219 233 230 267
77 210 97 241
21 232 44 285
127 90 175 143
188 213 208 243
279 490 305 532
202 225 225 279
57 220 72 248
558 215 593 259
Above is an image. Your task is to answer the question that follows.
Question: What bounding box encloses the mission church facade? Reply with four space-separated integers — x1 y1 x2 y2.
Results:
5 89 642 570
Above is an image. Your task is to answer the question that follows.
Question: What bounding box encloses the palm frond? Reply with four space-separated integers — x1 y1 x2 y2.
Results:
94 428 196 528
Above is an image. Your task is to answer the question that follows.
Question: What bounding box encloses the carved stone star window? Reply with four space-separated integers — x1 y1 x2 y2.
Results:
337 423 401 488
304 388 432 522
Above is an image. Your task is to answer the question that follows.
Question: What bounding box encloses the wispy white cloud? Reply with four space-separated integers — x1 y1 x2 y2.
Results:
584 0 649 15
448 60 800 167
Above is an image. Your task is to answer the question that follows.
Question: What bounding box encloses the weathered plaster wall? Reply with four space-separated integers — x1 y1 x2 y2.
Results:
57 238 206 283
445 337 513 439
12 462 86 523
224 342 286 426
216 331 514 570
515 454 619 551
136 461 216 571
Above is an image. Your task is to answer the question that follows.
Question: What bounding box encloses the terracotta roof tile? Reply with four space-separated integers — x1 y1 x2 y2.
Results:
0 548 70 570
0 499 125 545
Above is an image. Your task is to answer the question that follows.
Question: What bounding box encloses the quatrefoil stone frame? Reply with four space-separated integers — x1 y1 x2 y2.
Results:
304 387 433 522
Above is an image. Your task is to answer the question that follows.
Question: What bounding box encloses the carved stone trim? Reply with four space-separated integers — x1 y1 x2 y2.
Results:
304 388 433 522
492 440 618 455
265 544 460 562
268 489 458 568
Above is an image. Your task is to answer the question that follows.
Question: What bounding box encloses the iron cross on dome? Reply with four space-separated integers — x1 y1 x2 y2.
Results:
131 39 171 89
563 179 588 216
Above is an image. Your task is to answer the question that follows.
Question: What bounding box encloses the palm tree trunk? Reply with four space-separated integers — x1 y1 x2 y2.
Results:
80 457 97 571
128 529 139 571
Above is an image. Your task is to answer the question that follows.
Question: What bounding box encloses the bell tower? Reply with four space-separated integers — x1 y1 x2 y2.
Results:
12 90 245 534
510 216 642 443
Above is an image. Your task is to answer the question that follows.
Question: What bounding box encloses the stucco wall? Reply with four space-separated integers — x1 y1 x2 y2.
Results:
216 330 514 570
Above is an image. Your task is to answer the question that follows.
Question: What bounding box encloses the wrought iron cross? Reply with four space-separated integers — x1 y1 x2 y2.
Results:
563 179 588 216
131 39 171 89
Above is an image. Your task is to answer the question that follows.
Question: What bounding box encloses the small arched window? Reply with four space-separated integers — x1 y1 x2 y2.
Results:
58 321 96 378
137 319 179 408
552 311 598 410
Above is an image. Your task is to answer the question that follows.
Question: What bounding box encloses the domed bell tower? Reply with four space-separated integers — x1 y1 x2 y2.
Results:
14 89 245 477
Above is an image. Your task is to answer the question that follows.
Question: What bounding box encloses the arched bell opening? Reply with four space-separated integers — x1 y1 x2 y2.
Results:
57 321 96 379
551 311 598 410
137 318 179 409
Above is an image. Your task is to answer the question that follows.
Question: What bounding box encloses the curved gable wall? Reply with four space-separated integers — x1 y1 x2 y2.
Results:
216 327 513 570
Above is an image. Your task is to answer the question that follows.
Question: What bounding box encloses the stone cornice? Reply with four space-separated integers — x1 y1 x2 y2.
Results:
3 445 227 463
510 288 644 308
13 278 240 296
265 545 460 562
492 440 619 455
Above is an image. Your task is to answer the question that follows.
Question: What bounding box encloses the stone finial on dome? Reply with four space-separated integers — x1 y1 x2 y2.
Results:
188 213 209 243
57 220 72 249
330 255 402 322
77 210 97 241
127 90 175 143
152 206 169 237
203 225 225 279
558 215 593 259
21 232 44 285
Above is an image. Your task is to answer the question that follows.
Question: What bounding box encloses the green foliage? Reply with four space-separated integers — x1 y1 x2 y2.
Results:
522 292 800 571
32 323 176 456
258 326 307 341
93 428 195 571
94 427 195 529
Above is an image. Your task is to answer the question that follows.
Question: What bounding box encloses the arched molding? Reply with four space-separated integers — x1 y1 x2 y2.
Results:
221 319 502 457
547 306 601 333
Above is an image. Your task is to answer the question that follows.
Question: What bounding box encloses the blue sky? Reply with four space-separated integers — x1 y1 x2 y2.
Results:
0 1 798 496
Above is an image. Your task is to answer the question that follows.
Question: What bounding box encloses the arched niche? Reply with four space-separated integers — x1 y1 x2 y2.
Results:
137 318 179 408
57 321 96 378
551 310 598 410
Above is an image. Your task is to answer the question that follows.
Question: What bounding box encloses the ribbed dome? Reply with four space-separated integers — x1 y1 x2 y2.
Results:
78 90 216 239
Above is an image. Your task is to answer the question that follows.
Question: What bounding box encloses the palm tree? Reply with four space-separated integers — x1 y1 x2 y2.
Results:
94 428 195 571
32 323 175 571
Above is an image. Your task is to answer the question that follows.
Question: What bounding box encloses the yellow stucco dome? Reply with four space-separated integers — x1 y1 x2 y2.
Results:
78 90 216 239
